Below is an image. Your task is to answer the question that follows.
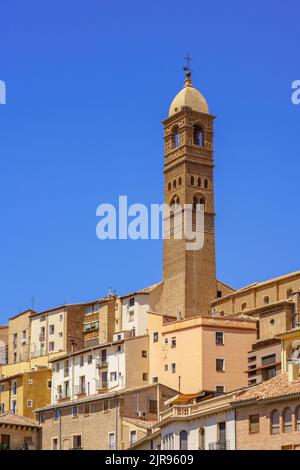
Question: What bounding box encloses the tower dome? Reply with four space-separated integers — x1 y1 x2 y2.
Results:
169 71 209 116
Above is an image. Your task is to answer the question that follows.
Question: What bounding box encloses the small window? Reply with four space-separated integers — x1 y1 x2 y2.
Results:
204 179 209 189
59 314 63 321
249 414 260 434
171 337 176 348
168 182 171 191
171 363 176 373
216 385 224 395
283 407 292 433
27 399 33 408
153 332 159 343
270 409 280 435
197 177 201 187
80 356 84 367
87 355 93 364
72 406 79 417
191 175 194 186
53 409 60 421
149 400 157 414
193 125 204 146
217 290 222 298
173 180 177 189
129 297 135 307
47 380 52 389
52 438 58 450
178 177 182 186
110 372 117 382
130 430 137 446
108 432 116 451
241 303 247 311
0 403 5 414
59 332 63 337
73 435 82 449
28 379 33 385
164 338 168 345
142 350 147 358
84 404 90 415
179 430 188 450
40 413 46 423
216 358 225 372
103 399 109 412
49 324 55 335
287 288 293 299
263 296 269 305
164 364 169 372
152 376 158 384
142 373 148 381
215 332 224 345
48 341 55 352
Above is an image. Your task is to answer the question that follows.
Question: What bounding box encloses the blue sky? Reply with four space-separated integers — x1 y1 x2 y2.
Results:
0 0 299 322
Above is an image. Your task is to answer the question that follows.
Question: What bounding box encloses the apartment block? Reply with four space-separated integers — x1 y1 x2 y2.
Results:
35 384 177 450
83 297 117 348
246 338 281 386
8 310 34 364
49 333 149 404
0 413 41 450
148 313 257 394
0 325 8 365
0 368 51 419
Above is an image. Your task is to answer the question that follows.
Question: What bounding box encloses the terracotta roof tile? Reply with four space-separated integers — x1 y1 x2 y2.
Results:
0 412 40 428
233 373 300 404
123 417 157 429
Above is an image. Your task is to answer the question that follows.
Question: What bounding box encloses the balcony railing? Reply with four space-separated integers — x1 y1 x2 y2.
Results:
39 334 45 342
57 391 71 401
96 380 108 390
74 385 86 395
208 440 230 450
64 368 69 378
96 360 108 368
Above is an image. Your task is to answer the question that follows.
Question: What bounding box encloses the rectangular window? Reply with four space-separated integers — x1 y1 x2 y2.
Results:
171 337 177 348
73 435 82 449
27 399 33 408
0 403 4 414
249 414 260 434
48 341 55 352
11 399 17 414
80 355 84 367
142 350 147 358
47 380 52 389
49 324 55 335
129 297 135 307
248 355 256 362
110 372 117 382
53 409 60 421
216 358 225 372
130 430 137 446
11 380 17 396
72 406 79 417
164 364 169 372
261 354 276 367
0 384 5 392
103 399 109 412
28 379 33 385
87 355 93 364
40 413 46 423
13 333 17 348
149 400 158 414
128 310 134 322
22 330 26 342
164 338 168 345
108 432 116 450
13 352 17 363
84 404 90 415
153 332 159 343
216 385 224 394
171 363 176 373
52 438 58 450
152 376 158 384
215 332 224 345
143 373 148 381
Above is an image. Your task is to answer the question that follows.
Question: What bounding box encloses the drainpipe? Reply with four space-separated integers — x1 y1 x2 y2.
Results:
115 397 119 450
157 384 160 418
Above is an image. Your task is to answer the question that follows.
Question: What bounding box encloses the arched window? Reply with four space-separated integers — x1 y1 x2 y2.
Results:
287 289 293 299
173 180 177 189
171 126 179 149
179 430 188 450
264 296 269 305
178 177 182 186
193 195 205 210
197 178 201 187
296 406 300 431
204 179 209 189
168 182 171 192
270 409 280 435
283 407 292 433
199 428 205 450
191 176 194 186
193 125 204 146
170 195 180 207
241 303 247 311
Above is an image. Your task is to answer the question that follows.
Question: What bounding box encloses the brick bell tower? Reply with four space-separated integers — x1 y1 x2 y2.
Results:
161 68 217 318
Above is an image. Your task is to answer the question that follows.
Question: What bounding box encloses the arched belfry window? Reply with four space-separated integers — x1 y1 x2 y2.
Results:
193 125 204 146
171 126 179 149
191 176 195 186
204 179 209 189
168 182 171 192
193 195 205 210
197 178 201 187
173 180 177 189
170 195 180 207
178 177 182 186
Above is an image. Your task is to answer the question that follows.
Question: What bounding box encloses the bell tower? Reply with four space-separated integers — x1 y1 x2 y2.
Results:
161 69 217 318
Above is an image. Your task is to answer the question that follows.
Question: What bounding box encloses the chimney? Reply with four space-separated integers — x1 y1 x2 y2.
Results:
288 361 299 383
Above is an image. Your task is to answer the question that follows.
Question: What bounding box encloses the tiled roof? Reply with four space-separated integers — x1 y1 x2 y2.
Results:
123 417 157 430
121 282 162 298
232 373 300 405
0 412 40 428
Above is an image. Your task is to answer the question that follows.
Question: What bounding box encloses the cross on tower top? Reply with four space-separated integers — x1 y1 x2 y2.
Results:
183 52 192 73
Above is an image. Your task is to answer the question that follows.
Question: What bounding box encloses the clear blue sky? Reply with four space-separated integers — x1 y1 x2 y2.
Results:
0 0 299 322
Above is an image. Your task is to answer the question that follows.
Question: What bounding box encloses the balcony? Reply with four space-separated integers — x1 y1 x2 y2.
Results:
96 360 108 368
74 385 86 396
64 368 69 378
57 391 71 401
96 380 108 390
39 334 45 342
208 440 230 450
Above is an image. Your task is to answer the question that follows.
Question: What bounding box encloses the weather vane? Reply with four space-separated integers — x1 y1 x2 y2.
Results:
183 51 192 72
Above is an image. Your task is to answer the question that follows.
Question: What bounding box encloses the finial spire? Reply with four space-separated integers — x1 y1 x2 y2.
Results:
183 51 192 86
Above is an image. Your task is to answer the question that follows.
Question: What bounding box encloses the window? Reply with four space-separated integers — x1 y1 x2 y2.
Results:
164 364 169 372
117 345 122 352
241 303 247 311
128 310 134 322
216 385 224 395
40 413 46 423
0 403 4 414
261 354 276 366
28 379 33 385
164 338 168 345
249 414 260 434
27 399 33 408
49 341 55 352
13 333 17 348
103 399 109 412
108 432 116 450
79 375 86 393
152 376 158 384
216 358 225 372
153 332 159 343
11 399 17 414
197 177 201 187
84 404 90 415
215 332 224 345
49 324 55 335
72 406 79 417
270 409 280 435
179 430 188 450
53 409 60 421
190 175 195 186
110 372 117 382
173 179 177 189
171 337 176 348
0 384 4 392
296 406 300 431
52 438 58 450
55 363 60 373
143 373 148 381
287 288 293 298
142 350 147 358
199 428 205 450
263 296 270 305
22 330 26 343
11 380 17 396
283 407 292 433
130 431 137 446
129 297 135 307
87 355 92 364
193 125 203 146
149 400 157 414
262 366 276 382
178 177 182 186
217 290 222 298
171 126 179 149
13 352 17 363
168 182 171 191
248 356 256 362
73 435 82 449
171 363 176 373
79 355 84 367
59 314 63 321
59 332 63 337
